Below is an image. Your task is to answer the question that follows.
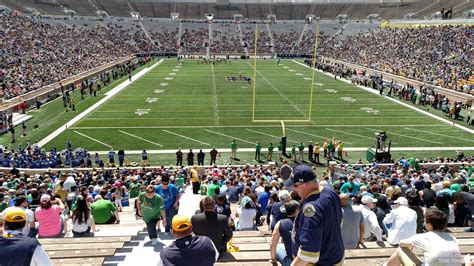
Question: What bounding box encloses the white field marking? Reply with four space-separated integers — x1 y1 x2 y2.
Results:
74 131 112 148
361 107 379 114
291 59 474 134
404 127 474 143
341 97 356 103
83 115 431 120
210 63 220 125
203 129 255 145
154 89 165 94
69 124 450 129
160 83 168 86
145 98 158 103
366 127 443 145
175 65 182 68
287 128 352 145
37 59 164 147
172 69 180 72
165 77 173 80
245 62 308 118
88 146 474 155
314 83 324 86
118 130 163 147
134 109 150 116
304 77 311 80
325 127 398 144
169 72 176 76
162 130 212 147
289 69 296 72
295 73 303 76
325 89 338 93
283 66 288 69
245 128 299 144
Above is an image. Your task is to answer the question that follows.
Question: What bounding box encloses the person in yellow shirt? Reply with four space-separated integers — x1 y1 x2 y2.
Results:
190 166 200 195
323 140 328 158
314 143 320 163
337 141 344 161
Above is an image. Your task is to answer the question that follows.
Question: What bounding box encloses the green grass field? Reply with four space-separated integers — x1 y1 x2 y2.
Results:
1 58 472 164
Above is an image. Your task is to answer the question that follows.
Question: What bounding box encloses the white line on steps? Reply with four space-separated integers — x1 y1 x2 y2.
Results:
245 128 299 144
38 60 165 147
162 130 212 147
87 146 474 155
74 131 112 148
118 130 163 147
291 60 474 134
366 127 443 145
203 129 255 145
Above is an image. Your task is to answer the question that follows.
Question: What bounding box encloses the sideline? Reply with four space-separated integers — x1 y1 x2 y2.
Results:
291 60 474 134
37 60 165 147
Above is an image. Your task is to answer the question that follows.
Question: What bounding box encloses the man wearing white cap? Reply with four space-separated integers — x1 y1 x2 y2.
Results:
383 197 417 245
359 195 384 244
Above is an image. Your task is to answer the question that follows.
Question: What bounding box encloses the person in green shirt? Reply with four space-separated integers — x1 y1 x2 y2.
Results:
450 178 463 192
129 178 141 198
207 179 220 196
267 143 274 161
0 193 7 213
277 142 283 161
200 181 208 196
175 174 185 189
137 185 166 245
231 140 238 159
255 141 262 161
91 197 120 224
298 142 304 161
327 141 335 160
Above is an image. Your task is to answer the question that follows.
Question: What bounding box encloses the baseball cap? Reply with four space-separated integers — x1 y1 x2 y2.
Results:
114 181 121 188
172 214 192 232
284 165 316 188
40 194 51 202
4 208 26 223
361 195 378 204
394 197 408 206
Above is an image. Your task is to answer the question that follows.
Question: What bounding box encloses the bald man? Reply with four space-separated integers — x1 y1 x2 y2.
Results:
340 194 364 249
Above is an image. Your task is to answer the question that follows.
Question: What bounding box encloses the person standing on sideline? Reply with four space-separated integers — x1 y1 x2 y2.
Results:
141 149 148 166
298 142 304 161
323 140 328 158
108 148 116 166
118 149 125 167
209 147 219 165
382 197 417 246
176 149 183 166
337 141 344 161
197 150 205 166
340 193 364 249
190 166 200 195
267 143 274 161
137 185 166 245
187 149 194 166
255 141 262 161
269 200 300 266
284 165 344 265
314 143 320 163
21 122 27 137
291 145 297 163
231 140 237 159
9 126 15 143
158 215 219 266
155 175 181 233
307 141 314 162
277 142 283 161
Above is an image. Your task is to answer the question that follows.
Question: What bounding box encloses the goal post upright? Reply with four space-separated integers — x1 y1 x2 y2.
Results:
307 23 319 121
252 24 259 122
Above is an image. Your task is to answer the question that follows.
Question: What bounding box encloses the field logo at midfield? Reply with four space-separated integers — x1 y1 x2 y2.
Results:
160 83 168 87
135 109 150 116
325 89 337 93
315 83 324 86
154 89 165 94
146 98 158 103
165 77 173 80
361 107 379 114
341 97 356 103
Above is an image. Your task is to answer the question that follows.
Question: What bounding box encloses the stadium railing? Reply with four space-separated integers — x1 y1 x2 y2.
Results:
0 55 136 113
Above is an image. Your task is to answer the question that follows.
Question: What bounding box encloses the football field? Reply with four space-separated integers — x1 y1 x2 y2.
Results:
40 58 473 156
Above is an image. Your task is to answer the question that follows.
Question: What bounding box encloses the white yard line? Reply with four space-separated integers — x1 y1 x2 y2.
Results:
118 130 163 147
74 131 112 148
286 128 354 144
210 64 220 125
245 62 309 119
88 146 474 155
404 127 474 143
203 129 255 145
162 130 212 147
366 127 443 145
245 129 299 144
291 60 474 134
69 124 450 130
37 59 165 147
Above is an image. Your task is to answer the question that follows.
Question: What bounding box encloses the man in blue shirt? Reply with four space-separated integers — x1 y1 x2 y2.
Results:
258 185 271 214
108 148 116 165
156 174 181 233
284 165 344 265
